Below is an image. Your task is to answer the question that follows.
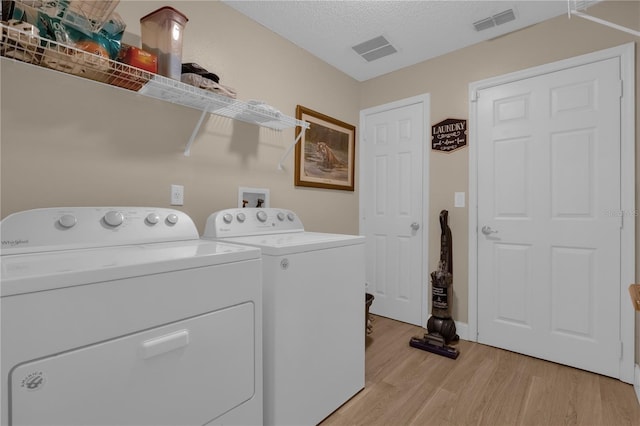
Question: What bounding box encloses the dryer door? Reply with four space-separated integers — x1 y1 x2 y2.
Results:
10 302 256 426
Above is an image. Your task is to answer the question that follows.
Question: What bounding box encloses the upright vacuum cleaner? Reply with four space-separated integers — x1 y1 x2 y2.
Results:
410 210 460 359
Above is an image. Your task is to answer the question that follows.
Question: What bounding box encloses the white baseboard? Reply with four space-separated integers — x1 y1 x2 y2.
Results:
634 364 640 406
455 321 469 341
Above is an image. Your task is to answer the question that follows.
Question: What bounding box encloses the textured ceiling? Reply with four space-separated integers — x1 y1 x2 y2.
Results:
223 0 572 81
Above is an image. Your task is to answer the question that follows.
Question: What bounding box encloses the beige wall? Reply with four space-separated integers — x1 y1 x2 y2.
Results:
1 1 638 357
360 1 639 331
1 1 361 234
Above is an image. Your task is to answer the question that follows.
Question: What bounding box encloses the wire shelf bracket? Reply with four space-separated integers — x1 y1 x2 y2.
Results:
567 0 640 37
277 127 307 171
184 109 209 157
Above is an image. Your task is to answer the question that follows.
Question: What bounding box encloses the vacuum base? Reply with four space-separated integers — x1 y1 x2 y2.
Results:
427 316 458 344
409 336 459 359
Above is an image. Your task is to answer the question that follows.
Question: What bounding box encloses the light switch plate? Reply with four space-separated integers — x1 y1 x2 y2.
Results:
171 184 184 206
454 192 465 208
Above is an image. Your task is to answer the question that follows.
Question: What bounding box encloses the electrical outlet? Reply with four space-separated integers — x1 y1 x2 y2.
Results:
454 192 465 208
171 185 184 206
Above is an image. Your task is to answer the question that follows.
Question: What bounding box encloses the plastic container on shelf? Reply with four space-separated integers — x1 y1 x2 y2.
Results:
140 6 188 80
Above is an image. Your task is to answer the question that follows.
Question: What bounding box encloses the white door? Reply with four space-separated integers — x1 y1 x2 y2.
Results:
476 57 622 377
360 95 429 326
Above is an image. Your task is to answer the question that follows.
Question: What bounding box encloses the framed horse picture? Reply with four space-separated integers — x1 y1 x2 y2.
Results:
294 105 356 191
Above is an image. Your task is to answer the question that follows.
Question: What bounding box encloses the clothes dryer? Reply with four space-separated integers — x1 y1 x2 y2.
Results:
203 208 365 426
1 207 262 426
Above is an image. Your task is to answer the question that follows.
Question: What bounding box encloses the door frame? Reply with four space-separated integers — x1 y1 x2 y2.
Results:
468 43 635 383
359 94 431 327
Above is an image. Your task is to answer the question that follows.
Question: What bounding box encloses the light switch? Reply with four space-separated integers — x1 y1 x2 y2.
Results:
454 192 465 208
171 185 184 206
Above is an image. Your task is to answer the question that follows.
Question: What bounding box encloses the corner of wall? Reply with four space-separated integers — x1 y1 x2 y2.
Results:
454 321 468 341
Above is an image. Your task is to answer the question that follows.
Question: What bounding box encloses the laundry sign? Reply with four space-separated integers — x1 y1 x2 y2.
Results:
432 118 467 153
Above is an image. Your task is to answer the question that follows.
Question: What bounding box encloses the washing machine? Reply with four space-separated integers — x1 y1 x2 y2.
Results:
1 207 263 426
203 208 365 426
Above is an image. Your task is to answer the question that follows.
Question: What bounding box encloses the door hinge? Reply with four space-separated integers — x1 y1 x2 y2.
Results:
618 79 623 98
471 91 479 102
620 341 624 360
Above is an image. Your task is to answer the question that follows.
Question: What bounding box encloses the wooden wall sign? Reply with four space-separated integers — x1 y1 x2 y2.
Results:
432 118 467 153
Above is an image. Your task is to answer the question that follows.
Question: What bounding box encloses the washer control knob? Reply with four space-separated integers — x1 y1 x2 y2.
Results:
277 212 285 221
145 213 160 225
104 211 124 227
287 212 295 222
58 214 77 229
222 213 233 224
236 212 246 222
166 213 179 225
256 210 268 222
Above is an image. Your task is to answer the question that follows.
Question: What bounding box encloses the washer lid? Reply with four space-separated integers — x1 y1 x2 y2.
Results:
1 240 260 297
216 231 365 256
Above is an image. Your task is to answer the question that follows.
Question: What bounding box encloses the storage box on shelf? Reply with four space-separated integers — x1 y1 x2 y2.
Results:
17 0 121 34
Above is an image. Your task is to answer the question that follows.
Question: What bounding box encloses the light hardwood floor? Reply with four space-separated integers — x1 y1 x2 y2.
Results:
321 315 640 426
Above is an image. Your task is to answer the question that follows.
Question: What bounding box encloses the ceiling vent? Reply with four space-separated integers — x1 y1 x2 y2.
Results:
473 8 516 31
352 35 397 62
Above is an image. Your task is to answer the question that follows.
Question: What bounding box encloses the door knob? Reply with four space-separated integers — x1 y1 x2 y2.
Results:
481 225 498 235
411 222 420 231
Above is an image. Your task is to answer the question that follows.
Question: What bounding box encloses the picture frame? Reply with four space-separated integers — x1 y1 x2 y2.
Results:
294 105 356 191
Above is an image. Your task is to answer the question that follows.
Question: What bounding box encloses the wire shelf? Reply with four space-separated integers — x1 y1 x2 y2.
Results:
0 21 309 131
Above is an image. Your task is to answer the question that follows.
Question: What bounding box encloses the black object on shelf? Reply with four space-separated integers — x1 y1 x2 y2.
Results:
181 62 219 83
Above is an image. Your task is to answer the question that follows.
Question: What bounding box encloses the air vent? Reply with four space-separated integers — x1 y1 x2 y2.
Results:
493 9 516 26
352 35 397 62
473 8 516 31
473 17 495 32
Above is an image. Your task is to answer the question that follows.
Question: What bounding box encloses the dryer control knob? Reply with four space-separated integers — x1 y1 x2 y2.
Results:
104 211 124 227
58 214 77 229
166 213 179 225
256 210 268 222
145 213 160 225
287 212 295 222
277 212 285 221
222 213 233 224
236 212 246 222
